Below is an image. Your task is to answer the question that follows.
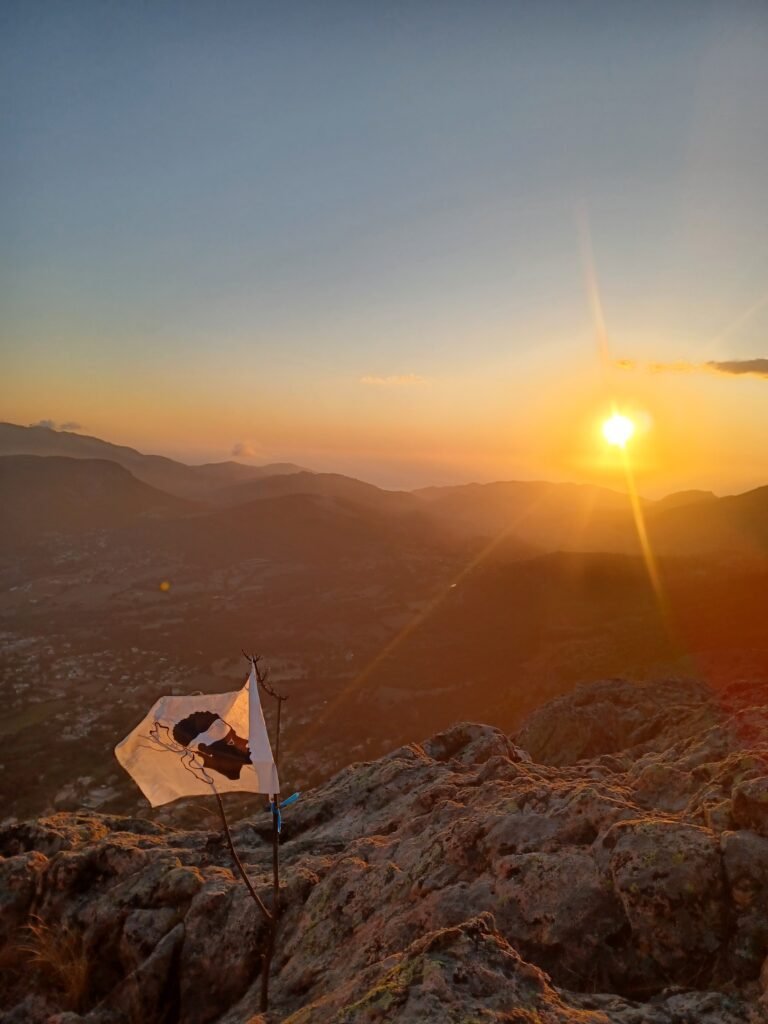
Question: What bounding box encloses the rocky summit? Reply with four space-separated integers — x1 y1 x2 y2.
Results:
2 677 768 1023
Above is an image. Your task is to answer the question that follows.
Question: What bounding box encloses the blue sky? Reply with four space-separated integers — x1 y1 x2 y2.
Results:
2 1 767 490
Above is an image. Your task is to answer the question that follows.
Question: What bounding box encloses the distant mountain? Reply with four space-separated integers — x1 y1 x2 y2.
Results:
0 455 195 548
414 479 768 559
0 422 304 500
4 422 765 560
651 489 718 511
647 484 768 557
413 480 641 548
131 491 452 568
211 470 417 513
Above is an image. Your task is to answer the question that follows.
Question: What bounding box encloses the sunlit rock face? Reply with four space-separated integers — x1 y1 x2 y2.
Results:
1 677 767 1023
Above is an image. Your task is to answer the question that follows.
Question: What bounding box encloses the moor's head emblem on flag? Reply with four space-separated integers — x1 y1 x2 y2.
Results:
170 710 251 780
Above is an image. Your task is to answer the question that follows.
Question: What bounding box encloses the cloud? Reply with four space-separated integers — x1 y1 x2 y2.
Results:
359 374 428 387
29 419 84 431
617 358 768 379
232 441 259 458
707 358 768 378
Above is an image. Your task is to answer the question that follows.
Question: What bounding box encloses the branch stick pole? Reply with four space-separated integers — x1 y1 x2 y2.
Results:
260 800 280 1012
274 692 283 767
246 652 288 1014
214 791 272 923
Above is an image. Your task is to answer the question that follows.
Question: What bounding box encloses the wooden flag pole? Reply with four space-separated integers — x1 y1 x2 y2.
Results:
245 652 288 1014
214 790 272 924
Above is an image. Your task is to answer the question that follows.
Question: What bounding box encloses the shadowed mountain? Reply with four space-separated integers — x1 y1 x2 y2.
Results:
4 423 766 560
211 470 418 513
652 489 718 511
324 548 768 754
206 473 546 561
0 455 195 549
413 480 642 547
129 491 455 568
0 422 304 500
415 479 768 559
647 484 768 558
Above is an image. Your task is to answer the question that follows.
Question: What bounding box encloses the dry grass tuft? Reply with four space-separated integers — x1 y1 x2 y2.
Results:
17 914 90 1012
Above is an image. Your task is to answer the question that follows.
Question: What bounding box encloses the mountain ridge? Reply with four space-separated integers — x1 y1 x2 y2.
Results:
3 423 767 561
0 455 196 550
0 423 305 501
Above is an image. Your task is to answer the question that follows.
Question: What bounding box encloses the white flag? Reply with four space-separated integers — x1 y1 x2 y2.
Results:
115 673 279 807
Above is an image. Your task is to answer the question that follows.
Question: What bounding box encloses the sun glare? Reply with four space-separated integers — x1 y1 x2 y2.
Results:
602 413 635 448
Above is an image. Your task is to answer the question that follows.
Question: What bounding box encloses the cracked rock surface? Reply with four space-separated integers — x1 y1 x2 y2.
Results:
1 679 767 1022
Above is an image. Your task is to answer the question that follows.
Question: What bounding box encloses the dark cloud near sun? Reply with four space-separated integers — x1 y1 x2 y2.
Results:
707 359 768 378
616 358 768 379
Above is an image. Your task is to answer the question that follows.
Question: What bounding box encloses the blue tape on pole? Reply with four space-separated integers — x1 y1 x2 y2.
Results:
269 800 282 833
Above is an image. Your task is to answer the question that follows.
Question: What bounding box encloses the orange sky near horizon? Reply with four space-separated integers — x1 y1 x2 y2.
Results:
3 346 767 497
2 4 767 498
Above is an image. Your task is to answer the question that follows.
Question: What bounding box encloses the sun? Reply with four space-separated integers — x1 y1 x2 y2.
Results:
602 412 635 448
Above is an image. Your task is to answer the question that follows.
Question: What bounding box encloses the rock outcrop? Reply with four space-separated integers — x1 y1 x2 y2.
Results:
1 678 767 1022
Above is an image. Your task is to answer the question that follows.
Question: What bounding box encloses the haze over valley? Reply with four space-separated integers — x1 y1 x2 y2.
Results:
2 422 766 824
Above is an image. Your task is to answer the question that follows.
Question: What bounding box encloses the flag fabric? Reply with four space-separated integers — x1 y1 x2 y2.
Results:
115 666 279 807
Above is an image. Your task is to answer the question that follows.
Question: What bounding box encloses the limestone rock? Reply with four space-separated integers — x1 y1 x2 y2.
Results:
722 829 768 979
733 774 768 836
0 676 766 1023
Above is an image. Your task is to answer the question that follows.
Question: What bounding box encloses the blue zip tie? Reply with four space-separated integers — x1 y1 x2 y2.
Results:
266 792 299 834
270 800 282 833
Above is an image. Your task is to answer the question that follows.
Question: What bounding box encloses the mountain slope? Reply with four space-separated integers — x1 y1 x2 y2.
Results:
211 470 418 513
416 478 768 558
0 422 304 500
414 479 643 547
130 490 453 568
647 484 768 557
0 455 195 548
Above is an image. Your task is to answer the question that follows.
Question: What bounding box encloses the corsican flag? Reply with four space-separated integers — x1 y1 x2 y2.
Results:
115 664 279 806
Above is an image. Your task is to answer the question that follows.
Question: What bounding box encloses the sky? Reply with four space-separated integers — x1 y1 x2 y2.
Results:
2 0 767 494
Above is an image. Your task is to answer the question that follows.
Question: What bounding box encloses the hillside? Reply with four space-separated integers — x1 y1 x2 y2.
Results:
413 479 640 548
0 456 195 549
416 478 768 558
128 491 453 568
1 677 766 1022
331 550 768 746
5 423 767 558
0 423 304 501
211 470 417 514
648 484 768 557
3 490 768 823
